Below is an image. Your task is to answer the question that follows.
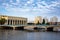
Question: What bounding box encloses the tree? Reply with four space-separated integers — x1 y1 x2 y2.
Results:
42 19 45 24
36 21 40 25
0 18 6 25
46 23 50 25
28 23 34 25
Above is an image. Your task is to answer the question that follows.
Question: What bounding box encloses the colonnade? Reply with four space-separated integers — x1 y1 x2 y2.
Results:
7 19 27 25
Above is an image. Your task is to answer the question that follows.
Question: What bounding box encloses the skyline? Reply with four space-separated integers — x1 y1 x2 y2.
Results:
0 0 60 22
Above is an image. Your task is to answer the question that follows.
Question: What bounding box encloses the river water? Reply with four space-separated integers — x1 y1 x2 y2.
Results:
0 30 60 40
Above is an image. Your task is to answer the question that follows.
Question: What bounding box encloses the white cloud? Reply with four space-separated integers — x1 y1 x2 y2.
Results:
2 0 60 15
27 0 34 4
16 0 20 3
9 0 20 6
24 0 35 7
41 1 60 10
45 1 60 9
49 1 60 7
41 1 48 6
10 0 13 3
11 3 18 5
2 3 9 8
1 0 60 22
2 3 13 8
5 7 31 13
3 0 60 10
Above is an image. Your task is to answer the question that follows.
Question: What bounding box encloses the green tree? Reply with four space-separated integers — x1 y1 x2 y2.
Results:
42 19 45 24
0 18 6 25
36 21 42 25
46 23 50 25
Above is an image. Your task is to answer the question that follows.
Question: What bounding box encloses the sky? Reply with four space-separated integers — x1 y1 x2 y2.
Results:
0 0 60 22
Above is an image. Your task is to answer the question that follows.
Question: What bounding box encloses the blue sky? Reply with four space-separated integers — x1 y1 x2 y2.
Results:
0 0 60 22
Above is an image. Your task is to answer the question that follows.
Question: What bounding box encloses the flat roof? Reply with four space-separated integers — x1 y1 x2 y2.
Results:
0 15 27 19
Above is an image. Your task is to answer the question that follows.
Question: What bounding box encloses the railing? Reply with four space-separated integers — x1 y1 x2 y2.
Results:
0 25 27 27
27 25 60 26
0 24 60 27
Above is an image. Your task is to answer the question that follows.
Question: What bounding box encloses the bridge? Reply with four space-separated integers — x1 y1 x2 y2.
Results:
24 25 60 31
0 25 60 31
27 25 60 27
0 25 27 27
0 25 27 30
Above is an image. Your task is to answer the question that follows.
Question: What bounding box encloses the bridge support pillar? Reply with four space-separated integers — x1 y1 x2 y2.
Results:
13 27 15 30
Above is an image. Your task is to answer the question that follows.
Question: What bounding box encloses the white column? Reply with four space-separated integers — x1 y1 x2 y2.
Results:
13 20 14 25
19 20 20 25
19 20 21 25
14 20 16 25
13 26 15 30
14 20 15 25
6 19 8 25
12 20 13 25
17 20 18 25
23 21 24 25
24 21 25 25
18 20 19 25
22 20 23 25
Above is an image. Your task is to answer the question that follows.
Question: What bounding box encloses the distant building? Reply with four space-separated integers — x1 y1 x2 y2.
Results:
43 18 48 24
57 22 60 25
50 16 58 25
34 16 43 24
0 15 27 25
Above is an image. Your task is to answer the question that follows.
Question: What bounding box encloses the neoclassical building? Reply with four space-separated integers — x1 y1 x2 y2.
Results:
0 15 27 26
34 16 43 24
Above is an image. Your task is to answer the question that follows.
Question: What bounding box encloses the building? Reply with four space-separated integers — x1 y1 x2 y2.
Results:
34 16 43 24
43 18 48 24
0 15 27 26
50 16 58 25
57 22 60 25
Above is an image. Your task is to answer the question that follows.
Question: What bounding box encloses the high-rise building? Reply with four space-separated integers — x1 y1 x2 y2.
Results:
50 16 58 25
34 16 43 24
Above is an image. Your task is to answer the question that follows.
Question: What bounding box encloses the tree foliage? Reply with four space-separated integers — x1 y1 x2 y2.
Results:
0 18 6 25
46 23 50 25
36 21 42 25
36 21 40 25
42 19 45 24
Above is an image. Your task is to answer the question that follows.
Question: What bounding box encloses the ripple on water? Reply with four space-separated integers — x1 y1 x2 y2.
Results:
0 30 60 40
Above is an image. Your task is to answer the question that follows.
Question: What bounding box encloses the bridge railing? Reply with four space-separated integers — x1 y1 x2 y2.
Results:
0 24 60 27
0 25 27 27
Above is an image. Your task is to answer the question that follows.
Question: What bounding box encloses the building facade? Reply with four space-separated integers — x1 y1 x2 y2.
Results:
34 16 43 24
0 15 27 25
50 16 58 25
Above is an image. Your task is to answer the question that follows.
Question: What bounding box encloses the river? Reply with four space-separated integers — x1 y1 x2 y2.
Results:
0 30 60 40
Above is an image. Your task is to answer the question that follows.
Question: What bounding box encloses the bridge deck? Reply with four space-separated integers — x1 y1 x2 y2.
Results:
0 25 27 27
0 25 60 27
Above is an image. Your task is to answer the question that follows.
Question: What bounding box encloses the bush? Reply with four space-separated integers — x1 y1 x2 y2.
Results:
0 18 6 25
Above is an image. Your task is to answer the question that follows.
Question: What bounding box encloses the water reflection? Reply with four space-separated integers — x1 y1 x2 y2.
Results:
0 30 60 40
